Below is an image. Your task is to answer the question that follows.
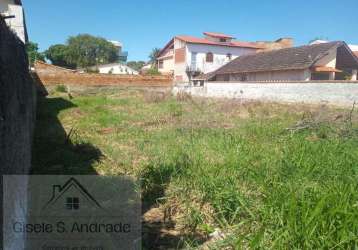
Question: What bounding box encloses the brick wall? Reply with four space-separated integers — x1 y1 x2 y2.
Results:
34 61 173 87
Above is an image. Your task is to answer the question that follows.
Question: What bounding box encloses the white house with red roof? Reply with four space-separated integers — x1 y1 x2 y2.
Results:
157 32 292 82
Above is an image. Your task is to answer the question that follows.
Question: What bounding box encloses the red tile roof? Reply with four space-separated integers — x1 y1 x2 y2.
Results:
176 35 263 49
203 32 234 39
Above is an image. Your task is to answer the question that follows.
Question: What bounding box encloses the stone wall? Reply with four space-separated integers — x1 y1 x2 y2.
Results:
34 61 173 87
173 82 358 107
0 16 35 247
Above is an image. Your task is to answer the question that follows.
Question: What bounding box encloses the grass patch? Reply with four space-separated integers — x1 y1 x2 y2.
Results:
32 87 358 249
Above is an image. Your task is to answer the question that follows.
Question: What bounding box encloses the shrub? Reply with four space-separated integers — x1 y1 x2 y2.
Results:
146 67 161 75
55 84 67 93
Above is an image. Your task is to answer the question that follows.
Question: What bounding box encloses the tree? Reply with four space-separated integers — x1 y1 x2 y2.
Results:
65 34 119 68
45 44 74 68
25 42 45 66
127 61 146 71
149 48 161 65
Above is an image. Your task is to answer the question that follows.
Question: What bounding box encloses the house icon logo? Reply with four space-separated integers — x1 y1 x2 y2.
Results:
43 177 102 213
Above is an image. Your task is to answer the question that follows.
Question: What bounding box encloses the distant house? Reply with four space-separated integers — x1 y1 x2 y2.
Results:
109 40 128 62
209 41 358 82
88 63 139 75
0 0 28 43
157 32 293 82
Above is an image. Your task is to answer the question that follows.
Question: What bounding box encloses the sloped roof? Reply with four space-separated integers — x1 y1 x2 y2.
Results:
214 41 348 75
176 35 263 49
203 32 234 39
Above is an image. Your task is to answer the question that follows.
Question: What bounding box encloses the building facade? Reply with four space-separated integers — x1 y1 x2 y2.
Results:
109 40 128 62
0 0 27 43
157 32 293 82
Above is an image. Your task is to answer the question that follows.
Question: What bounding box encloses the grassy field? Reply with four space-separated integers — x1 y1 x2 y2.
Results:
32 86 358 249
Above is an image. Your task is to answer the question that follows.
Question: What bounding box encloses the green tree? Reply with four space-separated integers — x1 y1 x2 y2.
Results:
25 42 45 66
127 61 146 71
65 34 119 68
149 48 161 65
45 44 74 68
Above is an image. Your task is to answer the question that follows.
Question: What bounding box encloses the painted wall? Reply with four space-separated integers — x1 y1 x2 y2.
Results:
1 4 26 43
158 49 174 73
171 37 258 82
0 0 14 12
97 64 139 75
186 43 257 74
173 82 358 107
314 49 337 68
216 69 311 82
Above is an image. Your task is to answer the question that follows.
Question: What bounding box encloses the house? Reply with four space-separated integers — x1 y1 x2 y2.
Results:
87 62 139 75
208 41 358 82
43 177 102 213
109 40 128 62
157 32 293 82
311 39 358 60
0 0 27 43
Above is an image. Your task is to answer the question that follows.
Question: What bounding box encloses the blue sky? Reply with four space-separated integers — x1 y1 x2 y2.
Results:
24 0 358 62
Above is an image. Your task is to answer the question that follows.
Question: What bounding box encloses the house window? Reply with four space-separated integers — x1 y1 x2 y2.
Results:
206 52 213 63
240 74 247 81
227 53 232 60
66 197 79 210
158 60 164 69
220 38 227 43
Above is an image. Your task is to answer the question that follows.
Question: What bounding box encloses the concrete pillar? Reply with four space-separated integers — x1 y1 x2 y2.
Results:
329 72 335 80
352 69 358 81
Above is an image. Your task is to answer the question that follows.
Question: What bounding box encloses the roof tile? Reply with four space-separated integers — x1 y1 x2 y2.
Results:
214 42 343 75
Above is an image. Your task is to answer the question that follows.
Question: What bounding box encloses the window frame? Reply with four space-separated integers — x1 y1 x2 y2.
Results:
206 52 214 63
66 197 80 210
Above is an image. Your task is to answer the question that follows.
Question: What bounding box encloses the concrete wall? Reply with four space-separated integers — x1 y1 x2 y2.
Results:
173 82 358 107
216 69 311 82
0 16 35 248
2 4 27 43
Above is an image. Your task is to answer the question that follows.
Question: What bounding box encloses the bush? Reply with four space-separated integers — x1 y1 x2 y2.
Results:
146 67 161 75
55 84 67 93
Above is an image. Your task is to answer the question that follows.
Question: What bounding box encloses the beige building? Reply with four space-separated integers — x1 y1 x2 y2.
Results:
157 32 292 82
0 0 27 43
209 42 358 82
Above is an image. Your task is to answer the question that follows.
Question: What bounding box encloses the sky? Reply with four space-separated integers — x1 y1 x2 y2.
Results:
24 0 358 62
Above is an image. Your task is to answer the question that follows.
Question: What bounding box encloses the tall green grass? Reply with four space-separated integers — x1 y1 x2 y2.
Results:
33 88 358 249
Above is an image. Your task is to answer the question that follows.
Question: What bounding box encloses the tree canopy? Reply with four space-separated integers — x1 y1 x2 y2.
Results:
45 34 119 68
45 44 74 68
25 42 45 66
127 61 146 71
149 48 161 64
